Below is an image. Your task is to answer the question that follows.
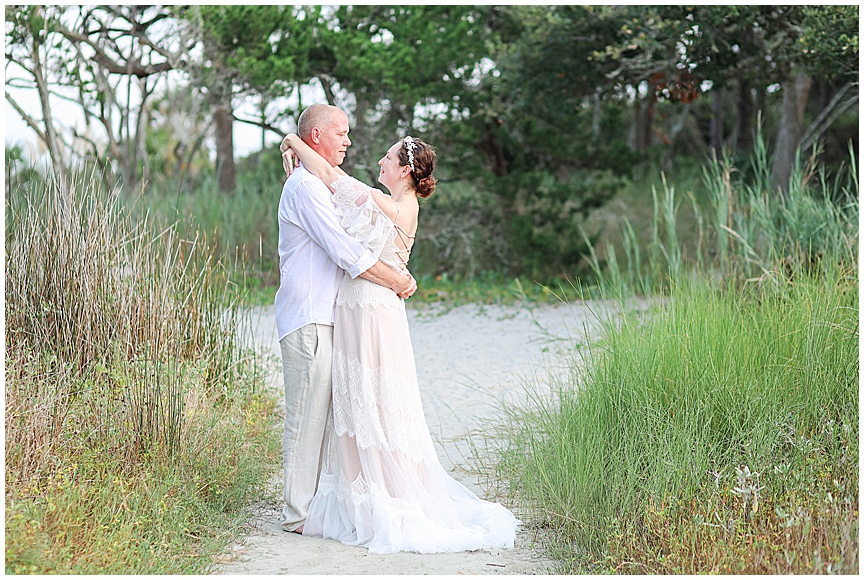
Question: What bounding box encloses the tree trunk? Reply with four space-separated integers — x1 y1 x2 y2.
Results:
478 121 508 177
591 87 602 137
344 90 373 179
771 71 812 190
733 77 754 151
799 81 859 152
30 11 68 189
632 92 656 152
710 87 724 153
214 97 236 193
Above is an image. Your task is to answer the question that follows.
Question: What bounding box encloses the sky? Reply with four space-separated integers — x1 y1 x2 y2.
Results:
4 86 281 167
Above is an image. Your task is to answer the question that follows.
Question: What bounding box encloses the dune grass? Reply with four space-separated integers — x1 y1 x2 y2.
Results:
493 142 859 573
498 267 857 573
5 171 281 573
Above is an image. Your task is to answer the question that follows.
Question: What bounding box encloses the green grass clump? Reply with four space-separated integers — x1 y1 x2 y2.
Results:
143 165 285 285
497 266 858 573
493 139 858 573
5 171 281 573
584 137 858 298
5 376 278 574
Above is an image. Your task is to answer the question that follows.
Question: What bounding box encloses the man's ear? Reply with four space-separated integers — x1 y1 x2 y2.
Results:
310 127 321 144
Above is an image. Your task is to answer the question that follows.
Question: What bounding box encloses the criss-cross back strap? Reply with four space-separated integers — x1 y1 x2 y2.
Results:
393 203 415 268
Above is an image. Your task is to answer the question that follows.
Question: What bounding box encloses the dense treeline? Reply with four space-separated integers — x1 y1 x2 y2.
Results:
5 5 859 279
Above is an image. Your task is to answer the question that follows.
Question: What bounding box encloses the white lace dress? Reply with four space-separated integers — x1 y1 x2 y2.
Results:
302 175 520 554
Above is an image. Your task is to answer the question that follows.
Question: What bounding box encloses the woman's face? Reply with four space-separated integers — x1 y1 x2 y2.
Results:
377 141 408 190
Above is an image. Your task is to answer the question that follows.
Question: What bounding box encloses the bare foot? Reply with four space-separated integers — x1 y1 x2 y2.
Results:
293 525 304 534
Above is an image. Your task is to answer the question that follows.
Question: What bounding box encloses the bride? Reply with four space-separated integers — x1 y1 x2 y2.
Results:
280 132 519 554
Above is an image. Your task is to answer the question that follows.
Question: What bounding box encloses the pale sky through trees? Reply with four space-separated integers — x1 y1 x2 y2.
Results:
5 82 293 165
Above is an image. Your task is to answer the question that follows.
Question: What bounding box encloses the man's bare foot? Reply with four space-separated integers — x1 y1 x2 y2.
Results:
293 525 304 534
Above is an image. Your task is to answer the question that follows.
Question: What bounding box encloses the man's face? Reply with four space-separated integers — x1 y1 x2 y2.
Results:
315 113 351 166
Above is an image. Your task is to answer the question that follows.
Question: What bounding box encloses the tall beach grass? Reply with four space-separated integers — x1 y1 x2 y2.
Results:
583 136 858 298
5 170 281 573
137 160 287 304
495 143 859 573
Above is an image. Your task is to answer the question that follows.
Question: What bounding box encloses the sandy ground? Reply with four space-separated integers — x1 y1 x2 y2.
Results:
217 300 608 575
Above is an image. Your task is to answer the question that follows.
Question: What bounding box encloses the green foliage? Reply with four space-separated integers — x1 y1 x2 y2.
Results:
5 363 279 574
407 178 510 279
405 163 627 281
137 151 288 292
187 5 324 94
10 6 858 289
331 5 490 107
410 271 581 311
495 168 627 279
584 137 859 298
595 6 827 89
492 138 859 573
798 6 860 79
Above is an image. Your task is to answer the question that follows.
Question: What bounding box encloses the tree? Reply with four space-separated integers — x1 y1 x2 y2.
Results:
176 5 325 192
481 5 626 165
594 6 859 186
783 6 859 169
417 5 631 277
319 5 493 179
6 6 72 184
6 5 185 189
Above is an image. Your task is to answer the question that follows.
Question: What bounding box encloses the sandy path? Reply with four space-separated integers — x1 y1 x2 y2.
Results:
217 301 604 575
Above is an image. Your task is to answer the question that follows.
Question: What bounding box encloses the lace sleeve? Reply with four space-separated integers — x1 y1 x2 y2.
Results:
330 175 395 260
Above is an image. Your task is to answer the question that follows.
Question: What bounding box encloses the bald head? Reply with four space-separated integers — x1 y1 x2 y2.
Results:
296 104 351 166
298 104 346 141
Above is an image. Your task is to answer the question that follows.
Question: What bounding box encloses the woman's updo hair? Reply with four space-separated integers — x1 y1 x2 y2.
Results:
398 136 437 199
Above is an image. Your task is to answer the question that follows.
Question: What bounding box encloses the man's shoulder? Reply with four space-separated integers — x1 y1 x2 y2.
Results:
285 165 329 191
281 168 332 221
284 167 328 197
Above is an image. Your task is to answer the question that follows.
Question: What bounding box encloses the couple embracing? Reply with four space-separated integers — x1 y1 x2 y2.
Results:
275 104 519 555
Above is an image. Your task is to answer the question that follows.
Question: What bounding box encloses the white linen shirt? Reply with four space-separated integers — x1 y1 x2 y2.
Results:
275 165 378 340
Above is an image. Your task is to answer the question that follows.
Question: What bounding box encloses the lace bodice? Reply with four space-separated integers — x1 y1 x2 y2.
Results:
330 175 406 272
331 175 410 309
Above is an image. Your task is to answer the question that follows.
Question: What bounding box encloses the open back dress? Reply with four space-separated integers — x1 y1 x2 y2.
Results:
301 175 519 554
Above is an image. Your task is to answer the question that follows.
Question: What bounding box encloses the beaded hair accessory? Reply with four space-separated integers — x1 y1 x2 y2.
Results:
403 135 417 173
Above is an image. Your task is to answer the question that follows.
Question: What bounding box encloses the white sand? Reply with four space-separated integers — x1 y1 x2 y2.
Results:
218 300 607 575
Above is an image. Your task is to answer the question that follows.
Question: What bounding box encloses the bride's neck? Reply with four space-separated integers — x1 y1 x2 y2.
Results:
389 182 416 202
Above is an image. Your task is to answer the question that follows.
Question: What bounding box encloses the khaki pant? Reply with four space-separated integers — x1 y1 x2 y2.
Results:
279 323 334 531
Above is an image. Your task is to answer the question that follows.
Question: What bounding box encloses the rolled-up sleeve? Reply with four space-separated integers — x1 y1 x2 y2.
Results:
291 179 377 279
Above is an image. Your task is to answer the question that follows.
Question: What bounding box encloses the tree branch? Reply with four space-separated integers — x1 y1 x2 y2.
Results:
70 126 110 175
317 75 337 106
800 82 859 151
6 91 48 144
53 21 173 78
233 114 287 138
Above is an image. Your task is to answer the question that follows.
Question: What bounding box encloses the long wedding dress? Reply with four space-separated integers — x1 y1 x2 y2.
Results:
302 175 519 554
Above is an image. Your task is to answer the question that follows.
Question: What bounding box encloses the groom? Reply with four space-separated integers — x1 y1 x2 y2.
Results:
275 104 416 534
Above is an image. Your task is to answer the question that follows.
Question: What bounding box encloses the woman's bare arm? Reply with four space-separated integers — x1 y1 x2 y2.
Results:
281 134 401 223
281 134 340 189
366 189 401 223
